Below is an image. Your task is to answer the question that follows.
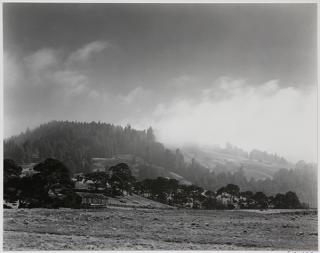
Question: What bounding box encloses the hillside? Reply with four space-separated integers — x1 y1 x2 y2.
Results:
181 145 292 180
91 155 192 185
3 120 317 207
103 193 175 210
4 121 193 184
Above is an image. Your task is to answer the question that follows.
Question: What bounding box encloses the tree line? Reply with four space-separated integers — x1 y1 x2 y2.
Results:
4 158 304 210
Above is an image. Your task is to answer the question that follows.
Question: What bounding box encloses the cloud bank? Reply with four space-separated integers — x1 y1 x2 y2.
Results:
135 77 316 163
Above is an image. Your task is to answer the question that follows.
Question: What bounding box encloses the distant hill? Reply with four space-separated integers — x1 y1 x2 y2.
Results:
3 120 317 207
181 144 292 180
4 121 193 184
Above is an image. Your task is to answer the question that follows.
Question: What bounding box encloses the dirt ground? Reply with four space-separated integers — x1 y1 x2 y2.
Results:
3 208 318 250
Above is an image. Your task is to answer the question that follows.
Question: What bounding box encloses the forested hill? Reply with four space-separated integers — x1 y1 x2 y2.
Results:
4 121 317 207
4 121 178 173
4 121 205 180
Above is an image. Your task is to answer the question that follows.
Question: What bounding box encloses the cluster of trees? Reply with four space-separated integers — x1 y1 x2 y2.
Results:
4 121 316 207
4 158 138 208
135 177 219 209
215 183 303 209
4 158 305 210
133 179 303 210
80 165 305 210
83 163 136 196
4 158 81 208
192 165 316 208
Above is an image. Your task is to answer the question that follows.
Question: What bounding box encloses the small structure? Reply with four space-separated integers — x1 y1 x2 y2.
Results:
216 192 233 206
74 178 111 191
76 192 108 207
74 179 95 190
19 163 39 177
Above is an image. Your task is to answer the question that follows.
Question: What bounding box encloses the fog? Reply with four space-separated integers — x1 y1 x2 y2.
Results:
131 78 316 163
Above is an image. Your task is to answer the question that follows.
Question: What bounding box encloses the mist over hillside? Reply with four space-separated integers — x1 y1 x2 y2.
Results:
4 120 317 207
181 143 292 180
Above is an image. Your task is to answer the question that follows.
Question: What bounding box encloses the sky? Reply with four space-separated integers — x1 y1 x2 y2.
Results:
3 3 317 162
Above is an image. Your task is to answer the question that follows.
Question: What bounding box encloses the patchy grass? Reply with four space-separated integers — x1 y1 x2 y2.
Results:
3 208 318 250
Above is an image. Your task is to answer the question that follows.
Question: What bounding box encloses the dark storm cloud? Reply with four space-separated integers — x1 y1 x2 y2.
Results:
3 3 317 162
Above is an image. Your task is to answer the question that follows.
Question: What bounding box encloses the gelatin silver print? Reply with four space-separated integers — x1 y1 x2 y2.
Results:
2 2 318 251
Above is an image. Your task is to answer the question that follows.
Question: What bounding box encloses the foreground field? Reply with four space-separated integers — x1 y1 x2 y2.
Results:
3 208 318 250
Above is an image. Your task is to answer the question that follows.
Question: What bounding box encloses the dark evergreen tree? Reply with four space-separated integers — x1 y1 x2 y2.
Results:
109 163 135 195
4 159 22 203
84 171 109 191
252 191 269 209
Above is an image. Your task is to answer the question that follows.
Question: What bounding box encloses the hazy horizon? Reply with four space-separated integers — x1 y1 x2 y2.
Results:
3 3 317 163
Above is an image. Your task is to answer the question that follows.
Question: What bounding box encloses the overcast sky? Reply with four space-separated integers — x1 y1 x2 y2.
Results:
3 3 317 162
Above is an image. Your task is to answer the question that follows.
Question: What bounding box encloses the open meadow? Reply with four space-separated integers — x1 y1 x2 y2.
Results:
3 208 318 250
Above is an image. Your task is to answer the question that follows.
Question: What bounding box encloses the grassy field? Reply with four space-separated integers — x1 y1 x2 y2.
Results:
3 208 318 250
